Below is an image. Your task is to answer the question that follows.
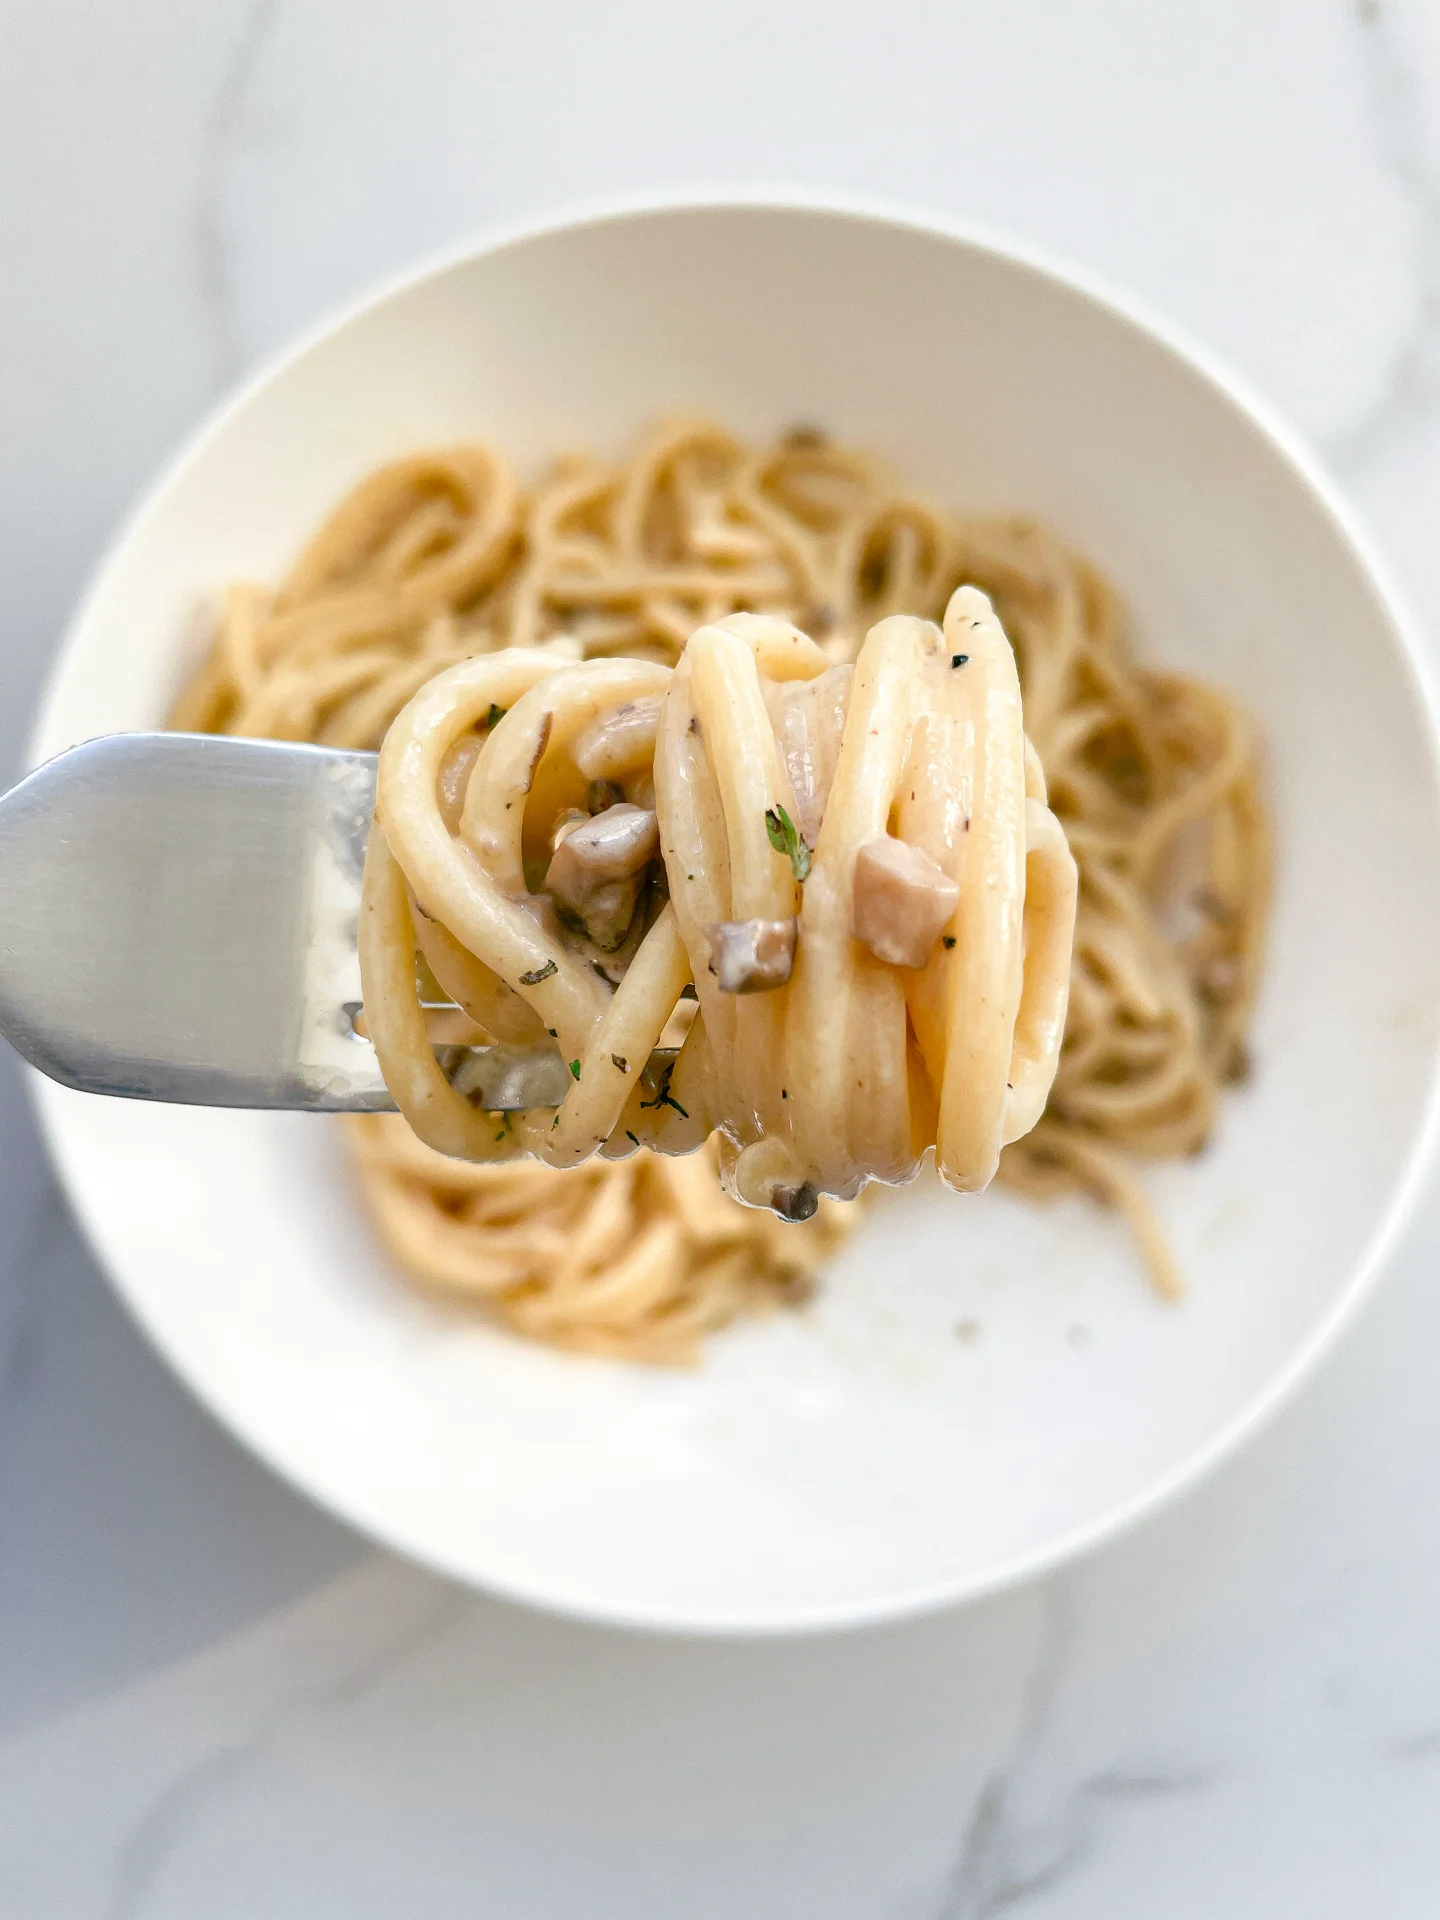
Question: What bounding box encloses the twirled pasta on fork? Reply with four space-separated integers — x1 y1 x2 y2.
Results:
359 585 1078 1216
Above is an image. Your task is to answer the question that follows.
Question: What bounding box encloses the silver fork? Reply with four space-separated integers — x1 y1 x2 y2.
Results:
0 733 674 1113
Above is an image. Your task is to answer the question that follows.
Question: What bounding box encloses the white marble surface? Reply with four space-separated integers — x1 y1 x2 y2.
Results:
3 0 1440 1911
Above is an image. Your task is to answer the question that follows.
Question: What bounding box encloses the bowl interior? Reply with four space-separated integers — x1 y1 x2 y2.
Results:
33 203 1440 1630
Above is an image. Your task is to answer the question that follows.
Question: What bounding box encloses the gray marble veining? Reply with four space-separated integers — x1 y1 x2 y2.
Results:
1327 0 1440 474
192 0 280 394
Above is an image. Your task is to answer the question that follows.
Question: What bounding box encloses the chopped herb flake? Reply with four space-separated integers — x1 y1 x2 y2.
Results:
519 959 557 986
611 1053 629 1073
765 802 812 881
640 1061 689 1119
569 1059 582 1080
625 1129 640 1147
484 703 507 728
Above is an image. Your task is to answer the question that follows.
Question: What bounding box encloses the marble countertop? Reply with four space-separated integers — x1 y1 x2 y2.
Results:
4 1 1440 1912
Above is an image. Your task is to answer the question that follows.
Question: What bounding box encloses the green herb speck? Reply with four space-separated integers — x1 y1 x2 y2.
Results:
765 802 812 882
640 1061 689 1120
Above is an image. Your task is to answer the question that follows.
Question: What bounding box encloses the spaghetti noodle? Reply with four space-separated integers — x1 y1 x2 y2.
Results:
347 1119 848 1364
358 596 1078 1211
174 418 1268 1338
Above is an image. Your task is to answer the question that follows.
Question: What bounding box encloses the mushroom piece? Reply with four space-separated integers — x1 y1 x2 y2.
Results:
772 1180 820 1223
549 807 589 853
851 836 959 969
543 803 660 951
705 917 797 994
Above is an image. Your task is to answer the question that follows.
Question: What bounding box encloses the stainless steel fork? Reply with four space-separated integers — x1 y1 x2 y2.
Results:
0 733 666 1114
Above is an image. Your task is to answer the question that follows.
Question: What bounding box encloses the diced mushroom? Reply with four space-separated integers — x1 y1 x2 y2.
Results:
549 807 588 853
772 1180 819 1223
572 696 664 781
543 803 659 951
851 836 959 969
705 917 797 994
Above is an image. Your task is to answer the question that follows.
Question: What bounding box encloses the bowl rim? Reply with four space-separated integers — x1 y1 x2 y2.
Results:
29 186 1440 1636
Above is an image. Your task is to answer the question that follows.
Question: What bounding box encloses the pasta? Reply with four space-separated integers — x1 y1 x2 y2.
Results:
359 646 709 1170
358 594 1078 1213
659 600 1077 1211
173 417 1268 1340
347 1119 849 1365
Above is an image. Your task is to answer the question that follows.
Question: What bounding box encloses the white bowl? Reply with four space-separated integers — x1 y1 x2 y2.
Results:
31 196 1440 1633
